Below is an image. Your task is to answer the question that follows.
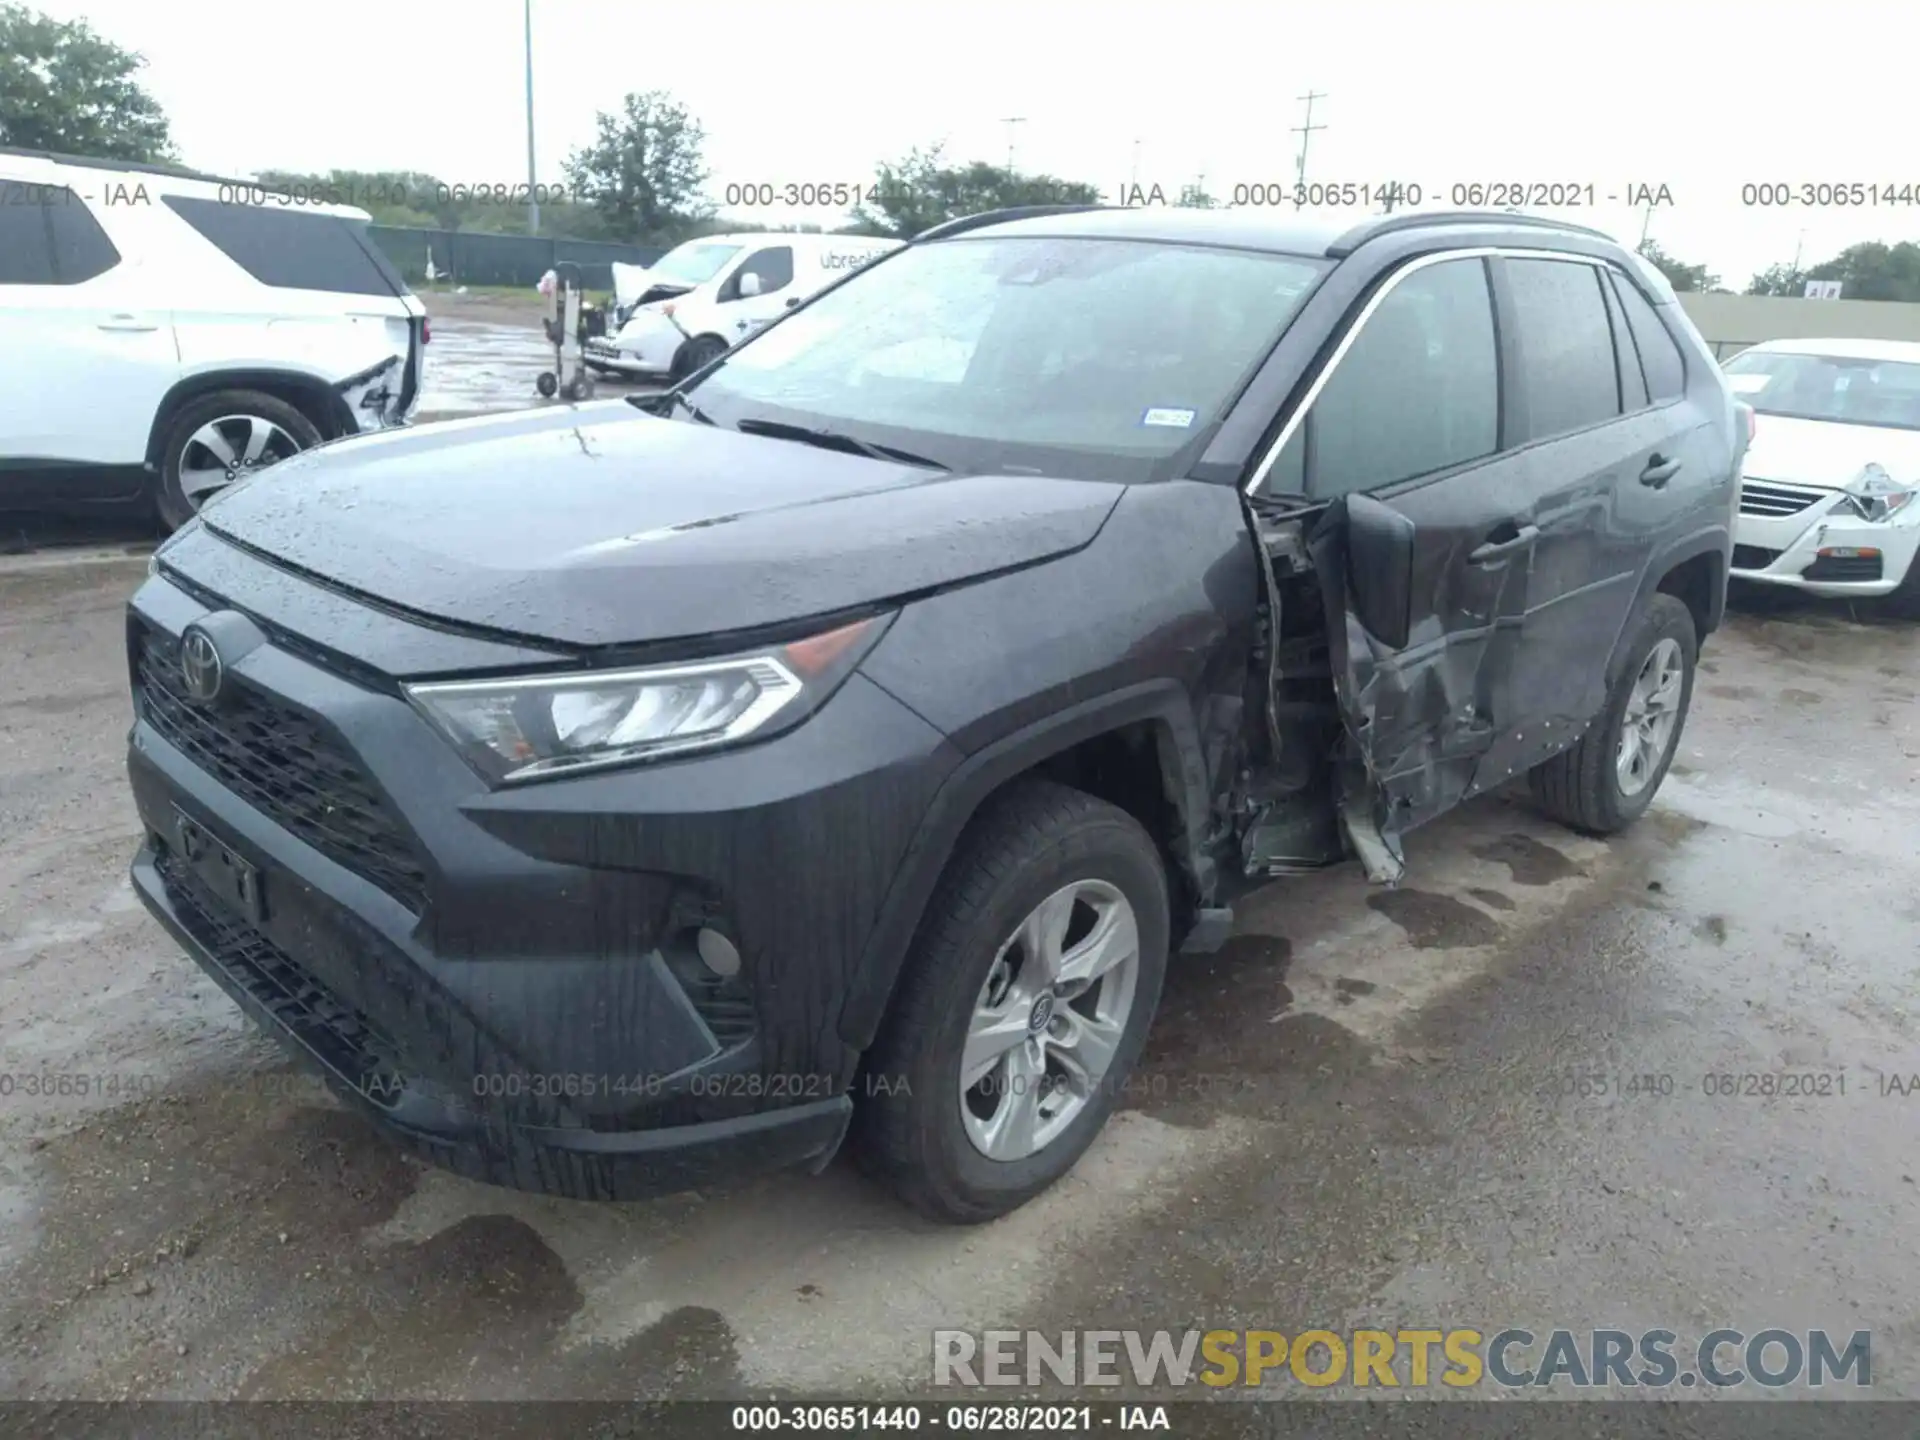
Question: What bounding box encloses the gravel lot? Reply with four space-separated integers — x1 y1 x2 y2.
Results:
2 542 1918 1402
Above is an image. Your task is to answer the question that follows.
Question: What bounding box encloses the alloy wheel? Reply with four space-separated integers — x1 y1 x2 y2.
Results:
1616 636 1685 797
177 415 304 508
958 879 1142 1162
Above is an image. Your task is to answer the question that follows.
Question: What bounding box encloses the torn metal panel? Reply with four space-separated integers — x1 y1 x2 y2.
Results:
1304 494 1528 868
1239 494 1349 879
335 354 403 430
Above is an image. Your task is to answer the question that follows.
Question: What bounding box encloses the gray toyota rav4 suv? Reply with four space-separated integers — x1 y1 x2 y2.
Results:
125 207 1745 1222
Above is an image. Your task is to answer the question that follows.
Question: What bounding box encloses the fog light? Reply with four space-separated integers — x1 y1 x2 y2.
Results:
696 927 741 978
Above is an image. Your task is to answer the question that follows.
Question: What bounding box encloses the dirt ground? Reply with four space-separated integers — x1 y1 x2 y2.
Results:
416 288 554 329
2 544 1917 1406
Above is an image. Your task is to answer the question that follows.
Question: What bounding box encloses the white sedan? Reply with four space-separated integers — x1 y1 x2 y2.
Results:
1726 338 1920 613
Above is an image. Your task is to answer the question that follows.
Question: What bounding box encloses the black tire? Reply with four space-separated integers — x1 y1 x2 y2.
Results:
1879 555 1920 620
669 335 728 382
536 371 559 398
1528 593 1697 834
155 389 322 533
856 780 1171 1224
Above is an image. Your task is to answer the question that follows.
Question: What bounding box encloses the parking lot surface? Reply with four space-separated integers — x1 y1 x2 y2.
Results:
2 549 1916 1400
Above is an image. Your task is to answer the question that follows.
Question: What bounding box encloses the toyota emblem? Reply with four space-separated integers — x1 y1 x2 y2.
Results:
179 626 224 704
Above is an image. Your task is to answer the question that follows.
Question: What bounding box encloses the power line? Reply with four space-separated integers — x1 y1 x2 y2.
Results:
1292 90 1326 209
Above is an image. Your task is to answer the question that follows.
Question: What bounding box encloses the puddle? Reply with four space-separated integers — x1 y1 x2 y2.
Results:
417 321 660 418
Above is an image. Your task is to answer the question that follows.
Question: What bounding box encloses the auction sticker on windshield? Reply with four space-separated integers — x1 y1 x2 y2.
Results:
1141 407 1197 428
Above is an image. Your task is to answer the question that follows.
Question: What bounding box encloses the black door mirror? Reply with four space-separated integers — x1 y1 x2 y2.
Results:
1343 491 1416 650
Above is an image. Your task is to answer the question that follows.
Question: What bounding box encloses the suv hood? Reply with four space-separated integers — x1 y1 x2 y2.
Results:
1742 414 1920 490
194 403 1123 649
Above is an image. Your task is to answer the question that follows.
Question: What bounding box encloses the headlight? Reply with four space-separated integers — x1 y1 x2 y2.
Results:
405 613 891 784
1842 463 1917 523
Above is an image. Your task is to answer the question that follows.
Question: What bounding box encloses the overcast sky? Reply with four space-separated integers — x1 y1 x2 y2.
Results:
39 0 1920 288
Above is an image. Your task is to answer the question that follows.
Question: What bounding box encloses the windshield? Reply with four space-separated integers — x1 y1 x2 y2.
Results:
1724 349 1920 431
682 236 1330 481
650 242 745 286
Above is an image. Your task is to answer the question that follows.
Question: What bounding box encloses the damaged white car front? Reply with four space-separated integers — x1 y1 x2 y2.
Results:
1726 342 1920 600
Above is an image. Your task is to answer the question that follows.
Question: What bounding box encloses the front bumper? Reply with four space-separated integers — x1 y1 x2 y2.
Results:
125 568 954 1200
1730 482 1920 596
586 314 682 377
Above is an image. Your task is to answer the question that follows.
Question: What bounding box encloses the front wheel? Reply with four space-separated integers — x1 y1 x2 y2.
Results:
1528 593 1697 834
856 780 1170 1223
155 390 322 532
669 335 729 382
1879 551 1920 620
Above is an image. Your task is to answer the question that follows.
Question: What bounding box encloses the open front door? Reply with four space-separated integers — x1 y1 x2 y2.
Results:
1305 467 1541 881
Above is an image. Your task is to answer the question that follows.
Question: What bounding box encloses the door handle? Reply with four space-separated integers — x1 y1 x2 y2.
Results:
98 315 159 332
1640 454 1683 487
1468 523 1540 565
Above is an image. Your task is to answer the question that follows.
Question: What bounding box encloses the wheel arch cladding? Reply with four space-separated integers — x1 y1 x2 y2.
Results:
1606 530 1725 686
1654 547 1723 643
836 681 1212 1051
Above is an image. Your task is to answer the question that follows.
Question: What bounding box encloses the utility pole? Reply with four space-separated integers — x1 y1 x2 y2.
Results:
1292 90 1326 208
1131 138 1142 189
1637 203 1654 249
1791 228 1806 273
1002 117 1027 175
523 0 539 235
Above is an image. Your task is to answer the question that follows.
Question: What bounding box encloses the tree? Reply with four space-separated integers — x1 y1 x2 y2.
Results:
1745 263 1807 298
1176 179 1217 209
850 143 1100 238
563 90 713 245
1746 242 1920 302
1637 239 1717 294
0 5 174 162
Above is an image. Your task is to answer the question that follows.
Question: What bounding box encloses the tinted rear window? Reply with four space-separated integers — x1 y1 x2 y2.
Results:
0 185 55 283
45 188 120 282
162 196 407 296
1611 272 1686 401
1504 258 1621 439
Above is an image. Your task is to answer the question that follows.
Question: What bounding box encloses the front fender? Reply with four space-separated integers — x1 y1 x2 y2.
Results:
835 679 1212 1050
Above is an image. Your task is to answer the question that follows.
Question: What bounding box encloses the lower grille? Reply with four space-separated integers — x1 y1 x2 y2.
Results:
134 620 431 913
679 970 758 1049
1739 480 1829 518
1732 544 1782 571
1801 553 1884 583
155 849 408 1107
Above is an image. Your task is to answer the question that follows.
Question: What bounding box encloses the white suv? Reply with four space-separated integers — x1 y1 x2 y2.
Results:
0 149 427 532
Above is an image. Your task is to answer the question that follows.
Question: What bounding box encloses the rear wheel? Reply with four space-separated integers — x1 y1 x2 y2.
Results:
1528 593 1696 834
155 390 321 532
857 780 1170 1224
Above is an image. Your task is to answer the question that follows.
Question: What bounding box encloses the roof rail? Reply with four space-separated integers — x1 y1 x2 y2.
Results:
1327 209 1618 257
0 144 257 189
911 204 1112 243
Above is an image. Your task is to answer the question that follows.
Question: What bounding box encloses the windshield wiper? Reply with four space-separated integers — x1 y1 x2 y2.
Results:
629 389 714 425
733 417 948 471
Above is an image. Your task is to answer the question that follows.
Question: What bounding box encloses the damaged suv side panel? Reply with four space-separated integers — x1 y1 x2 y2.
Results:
1227 233 1735 879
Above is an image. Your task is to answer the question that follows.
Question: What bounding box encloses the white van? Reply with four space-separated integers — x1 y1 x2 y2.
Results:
587 232 902 382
